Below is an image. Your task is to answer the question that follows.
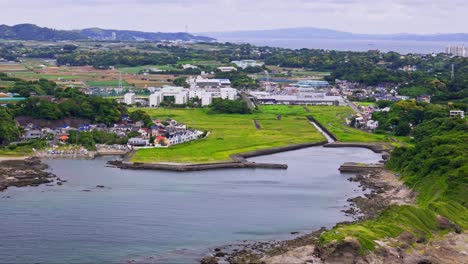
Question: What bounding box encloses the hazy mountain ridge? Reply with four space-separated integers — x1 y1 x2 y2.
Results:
205 27 468 41
0 24 215 42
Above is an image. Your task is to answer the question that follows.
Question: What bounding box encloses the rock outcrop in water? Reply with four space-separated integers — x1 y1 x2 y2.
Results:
0 157 55 191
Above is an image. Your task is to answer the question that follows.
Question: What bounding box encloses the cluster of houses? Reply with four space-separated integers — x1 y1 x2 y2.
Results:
128 119 204 148
21 116 205 150
352 105 387 131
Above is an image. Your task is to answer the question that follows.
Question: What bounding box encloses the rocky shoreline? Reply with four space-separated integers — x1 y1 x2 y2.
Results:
0 157 57 192
199 166 404 264
201 164 466 264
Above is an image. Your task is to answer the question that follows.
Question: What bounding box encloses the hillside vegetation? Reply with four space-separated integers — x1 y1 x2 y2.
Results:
319 117 467 253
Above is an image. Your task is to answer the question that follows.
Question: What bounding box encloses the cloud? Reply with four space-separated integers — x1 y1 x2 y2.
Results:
0 0 466 34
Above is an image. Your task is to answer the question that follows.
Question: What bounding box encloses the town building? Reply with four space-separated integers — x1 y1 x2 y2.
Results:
124 93 136 105
445 45 467 57
217 66 237 72
149 92 163 107
189 76 231 89
295 80 330 89
231 60 264 69
128 137 150 147
24 129 43 140
450 110 465 118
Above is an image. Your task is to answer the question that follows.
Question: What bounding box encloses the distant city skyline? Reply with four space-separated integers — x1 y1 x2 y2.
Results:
1 0 467 34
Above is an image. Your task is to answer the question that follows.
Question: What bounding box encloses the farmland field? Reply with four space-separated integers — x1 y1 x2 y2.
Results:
118 65 178 74
131 105 391 164
86 80 132 87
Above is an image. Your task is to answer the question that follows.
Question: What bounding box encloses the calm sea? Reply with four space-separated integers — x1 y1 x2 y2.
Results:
0 147 380 263
217 37 467 54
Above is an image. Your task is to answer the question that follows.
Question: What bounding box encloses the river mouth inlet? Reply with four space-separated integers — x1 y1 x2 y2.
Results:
0 146 380 264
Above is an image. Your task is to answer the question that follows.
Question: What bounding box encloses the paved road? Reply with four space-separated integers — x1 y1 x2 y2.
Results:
344 98 361 114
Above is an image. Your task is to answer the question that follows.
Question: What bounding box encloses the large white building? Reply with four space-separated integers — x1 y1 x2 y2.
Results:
189 76 231 89
124 92 136 105
148 77 238 108
231 60 264 69
149 92 162 107
445 45 467 57
149 86 188 107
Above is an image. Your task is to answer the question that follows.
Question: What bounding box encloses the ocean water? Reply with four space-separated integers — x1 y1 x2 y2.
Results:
217 37 466 54
0 147 380 263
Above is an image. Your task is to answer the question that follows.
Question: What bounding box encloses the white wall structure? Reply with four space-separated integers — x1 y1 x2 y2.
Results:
220 88 238 100
149 92 162 107
175 93 188 105
201 92 212 106
124 92 136 105
231 60 264 69
148 86 189 107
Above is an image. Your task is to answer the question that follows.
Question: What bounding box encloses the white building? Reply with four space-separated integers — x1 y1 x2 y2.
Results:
450 110 465 118
148 86 188 107
201 92 213 106
128 137 150 147
220 88 238 100
445 45 467 57
190 76 232 89
217 66 237 72
231 60 264 69
124 93 136 105
149 92 163 107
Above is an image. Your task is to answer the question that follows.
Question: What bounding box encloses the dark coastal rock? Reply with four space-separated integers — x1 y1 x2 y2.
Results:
214 252 226 258
436 215 461 233
0 157 55 191
315 237 362 264
200 256 218 264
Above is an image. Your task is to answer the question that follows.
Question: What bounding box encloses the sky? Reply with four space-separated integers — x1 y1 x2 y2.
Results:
1 0 467 34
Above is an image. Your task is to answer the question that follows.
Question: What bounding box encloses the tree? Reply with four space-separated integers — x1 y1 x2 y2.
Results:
173 77 189 88
0 108 20 145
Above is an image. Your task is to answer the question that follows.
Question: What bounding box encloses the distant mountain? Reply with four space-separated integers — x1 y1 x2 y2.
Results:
205 27 468 42
79 28 214 42
0 24 215 42
0 24 84 41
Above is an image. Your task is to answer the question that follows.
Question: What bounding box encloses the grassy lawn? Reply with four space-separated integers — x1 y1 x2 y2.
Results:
177 60 223 67
353 102 376 107
262 105 390 142
131 107 326 163
0 146 33 157
86 80 132 87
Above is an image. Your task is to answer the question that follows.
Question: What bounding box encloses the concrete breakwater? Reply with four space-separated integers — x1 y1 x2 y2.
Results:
108 142 329 172
338 162 384 173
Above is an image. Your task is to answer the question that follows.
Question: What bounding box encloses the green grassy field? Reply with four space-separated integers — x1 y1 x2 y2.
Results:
0 80 15 88
0 146 33 157
131 107 326 163
177 60 223 67
131 105 393 163
86 80 131 87
353 102 376 107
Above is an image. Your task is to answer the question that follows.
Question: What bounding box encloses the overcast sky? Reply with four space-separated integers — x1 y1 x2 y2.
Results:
1 0 467 34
